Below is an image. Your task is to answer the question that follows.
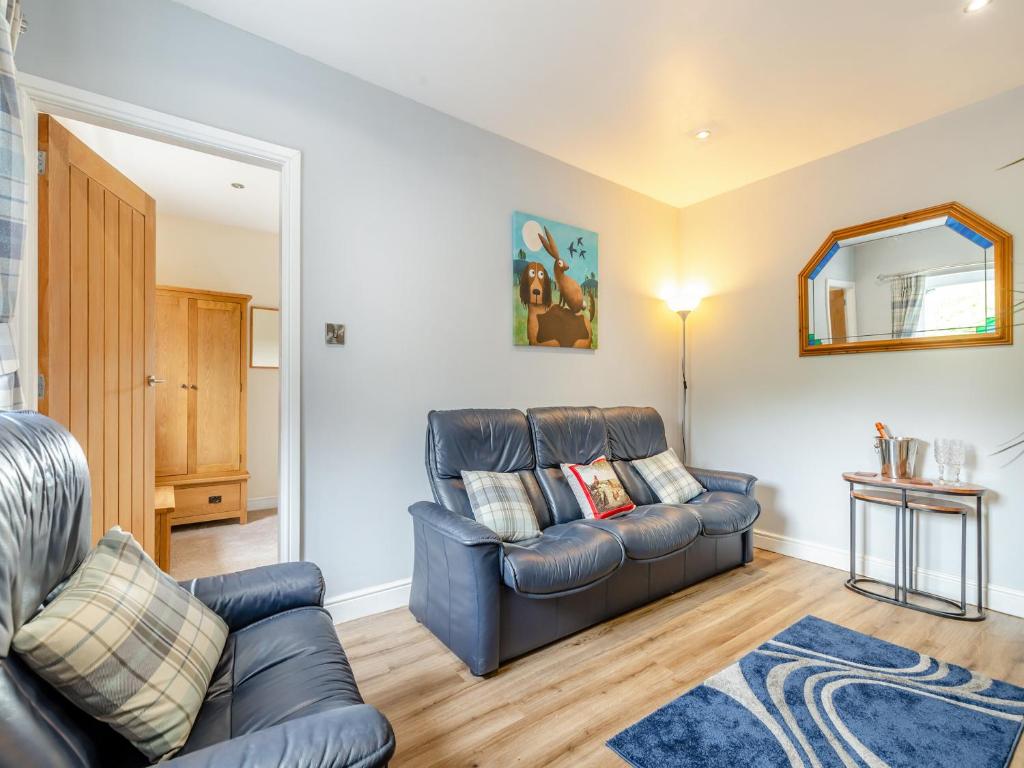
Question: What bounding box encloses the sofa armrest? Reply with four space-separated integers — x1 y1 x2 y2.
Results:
164 704 395 768
686 466 757 497
182 562 325 632
407 500 502 676
408 500 500 546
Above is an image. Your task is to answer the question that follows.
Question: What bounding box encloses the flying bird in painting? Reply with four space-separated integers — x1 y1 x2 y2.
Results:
568 241 577 258
576 236 584 248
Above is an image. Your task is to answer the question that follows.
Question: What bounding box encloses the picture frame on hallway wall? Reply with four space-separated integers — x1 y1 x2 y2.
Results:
512 211 598 349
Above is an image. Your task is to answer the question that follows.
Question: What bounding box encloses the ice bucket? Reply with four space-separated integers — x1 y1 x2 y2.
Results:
873 437 917 479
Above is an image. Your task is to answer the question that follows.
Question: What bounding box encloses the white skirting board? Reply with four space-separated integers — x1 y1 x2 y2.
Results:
753 529 1024 619
322 532 1024 626
325 578 412 625
247 496 278 512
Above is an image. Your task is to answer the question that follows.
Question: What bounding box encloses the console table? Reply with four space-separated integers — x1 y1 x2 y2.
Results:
842 471 985 621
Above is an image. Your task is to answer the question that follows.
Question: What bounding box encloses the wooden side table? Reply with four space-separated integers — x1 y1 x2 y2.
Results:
154 485 176 572
843 471 986 621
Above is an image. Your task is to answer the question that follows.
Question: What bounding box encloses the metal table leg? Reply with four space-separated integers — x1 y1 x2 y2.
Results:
976 496 984 619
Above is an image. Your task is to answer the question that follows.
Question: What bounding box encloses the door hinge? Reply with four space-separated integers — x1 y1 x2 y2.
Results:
37 150 47 176
37 374 45 399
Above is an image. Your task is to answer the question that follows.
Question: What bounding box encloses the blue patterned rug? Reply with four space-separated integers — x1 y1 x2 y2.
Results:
608 616 1024 768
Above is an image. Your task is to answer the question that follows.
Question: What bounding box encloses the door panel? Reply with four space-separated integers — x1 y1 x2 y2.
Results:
193 299 241 473
38 114 156 554
155 292 189 476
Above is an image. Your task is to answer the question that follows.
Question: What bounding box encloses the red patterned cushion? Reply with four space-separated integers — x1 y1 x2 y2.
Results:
561 456 636 519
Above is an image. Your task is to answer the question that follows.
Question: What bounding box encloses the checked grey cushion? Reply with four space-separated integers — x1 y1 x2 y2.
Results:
461 470 540 542
631 448 705 504
13 527 228 761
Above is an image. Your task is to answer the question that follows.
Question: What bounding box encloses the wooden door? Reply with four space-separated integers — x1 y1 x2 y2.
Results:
38 114 157 555
829 287 848 344
155 292 189 476
191 298 244 474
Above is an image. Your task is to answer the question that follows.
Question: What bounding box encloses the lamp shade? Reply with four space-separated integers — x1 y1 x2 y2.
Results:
666 283 705 314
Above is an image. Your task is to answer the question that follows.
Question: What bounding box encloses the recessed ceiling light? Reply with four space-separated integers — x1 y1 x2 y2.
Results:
963 0 992 13
230 182 245 189
694 129 712 141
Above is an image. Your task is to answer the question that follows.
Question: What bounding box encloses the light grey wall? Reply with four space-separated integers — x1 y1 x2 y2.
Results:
17 0 683 598
679 87 1024 609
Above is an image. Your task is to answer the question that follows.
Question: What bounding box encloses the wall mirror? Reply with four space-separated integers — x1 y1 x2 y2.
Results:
799 202 1013 356
250 306 280 368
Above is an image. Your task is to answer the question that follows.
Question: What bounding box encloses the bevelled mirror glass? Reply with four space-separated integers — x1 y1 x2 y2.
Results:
799 202 1013 356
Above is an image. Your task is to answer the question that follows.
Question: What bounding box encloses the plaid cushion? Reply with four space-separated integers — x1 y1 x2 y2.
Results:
461 470 540 542
561 456 636 519
13 527 228 761
631 448 705 504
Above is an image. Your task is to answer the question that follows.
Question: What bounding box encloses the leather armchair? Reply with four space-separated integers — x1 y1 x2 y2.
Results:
0 411 395 768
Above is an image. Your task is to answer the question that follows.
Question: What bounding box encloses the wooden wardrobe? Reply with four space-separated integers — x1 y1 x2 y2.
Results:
155 286 250 529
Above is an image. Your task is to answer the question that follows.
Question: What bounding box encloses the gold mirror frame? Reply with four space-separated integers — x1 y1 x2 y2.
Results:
798 202 1013 356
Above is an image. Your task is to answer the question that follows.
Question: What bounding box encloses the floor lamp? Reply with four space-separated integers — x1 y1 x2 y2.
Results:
668 288 703 462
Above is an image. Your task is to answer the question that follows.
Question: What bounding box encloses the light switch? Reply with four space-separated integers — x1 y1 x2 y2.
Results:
325 323 345 345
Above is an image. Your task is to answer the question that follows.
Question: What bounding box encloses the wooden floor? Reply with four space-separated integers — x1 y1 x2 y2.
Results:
336 549 1024 768
169 508 278 581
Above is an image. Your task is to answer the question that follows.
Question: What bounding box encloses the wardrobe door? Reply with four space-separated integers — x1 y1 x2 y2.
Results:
155 292 189 476
191 298 244 474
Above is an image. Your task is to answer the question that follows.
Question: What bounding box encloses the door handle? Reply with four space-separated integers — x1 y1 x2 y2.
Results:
180 384 189 390
146 375 165 387
189 384 198 390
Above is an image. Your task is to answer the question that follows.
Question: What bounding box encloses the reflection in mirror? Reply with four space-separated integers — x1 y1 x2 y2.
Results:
808 220 993 344
800 203 1012 355
250 306 280 369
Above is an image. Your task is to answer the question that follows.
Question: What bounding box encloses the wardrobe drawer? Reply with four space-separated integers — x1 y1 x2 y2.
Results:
173 482 243 523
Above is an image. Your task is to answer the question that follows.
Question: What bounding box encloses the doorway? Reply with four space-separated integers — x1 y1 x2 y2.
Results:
22 75 301 569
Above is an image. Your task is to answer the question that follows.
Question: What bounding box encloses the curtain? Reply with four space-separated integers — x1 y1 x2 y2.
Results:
890 274 925 339
0 0 24 409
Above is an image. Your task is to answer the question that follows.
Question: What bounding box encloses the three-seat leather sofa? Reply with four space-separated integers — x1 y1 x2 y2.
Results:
408 405 760 676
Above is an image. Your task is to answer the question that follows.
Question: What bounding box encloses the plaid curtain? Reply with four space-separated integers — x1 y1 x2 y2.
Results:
890 274 925 339
0 0 24 409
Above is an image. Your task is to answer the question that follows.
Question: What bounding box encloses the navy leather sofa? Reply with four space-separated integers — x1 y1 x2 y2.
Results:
408 405 760 676
0 412 395 768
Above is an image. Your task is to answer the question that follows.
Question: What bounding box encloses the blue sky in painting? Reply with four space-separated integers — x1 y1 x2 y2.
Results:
512 211 598 287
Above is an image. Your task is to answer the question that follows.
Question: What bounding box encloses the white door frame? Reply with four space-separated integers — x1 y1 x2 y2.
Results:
17 73 303 564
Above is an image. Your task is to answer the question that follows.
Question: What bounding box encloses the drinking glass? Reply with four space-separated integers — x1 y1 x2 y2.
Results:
933 438 949 482
946 439 966 484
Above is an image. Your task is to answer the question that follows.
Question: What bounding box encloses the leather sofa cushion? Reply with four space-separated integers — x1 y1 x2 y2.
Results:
603 406 669 461
181 606 364 754
427 410 554 528
610 460 657 506
528 407 609 525
686 491 760 535
500 524 623 596
527 406 607 467
428 409 534 478
587 504 701 561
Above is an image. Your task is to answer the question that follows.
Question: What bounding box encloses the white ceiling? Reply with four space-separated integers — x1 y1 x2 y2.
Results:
57 117 280 232
172 0 1024 208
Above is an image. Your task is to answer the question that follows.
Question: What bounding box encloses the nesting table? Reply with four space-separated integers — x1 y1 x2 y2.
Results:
843 471 986 621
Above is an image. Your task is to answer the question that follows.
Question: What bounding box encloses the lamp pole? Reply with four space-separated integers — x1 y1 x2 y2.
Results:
678 309 690 463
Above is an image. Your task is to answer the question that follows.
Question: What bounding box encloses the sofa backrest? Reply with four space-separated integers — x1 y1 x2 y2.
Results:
526 406 609 525
603 406 669 506
425 409 552 528
0 411 144 767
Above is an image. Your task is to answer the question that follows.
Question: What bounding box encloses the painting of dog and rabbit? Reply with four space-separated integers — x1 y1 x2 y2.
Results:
513 211 598 348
